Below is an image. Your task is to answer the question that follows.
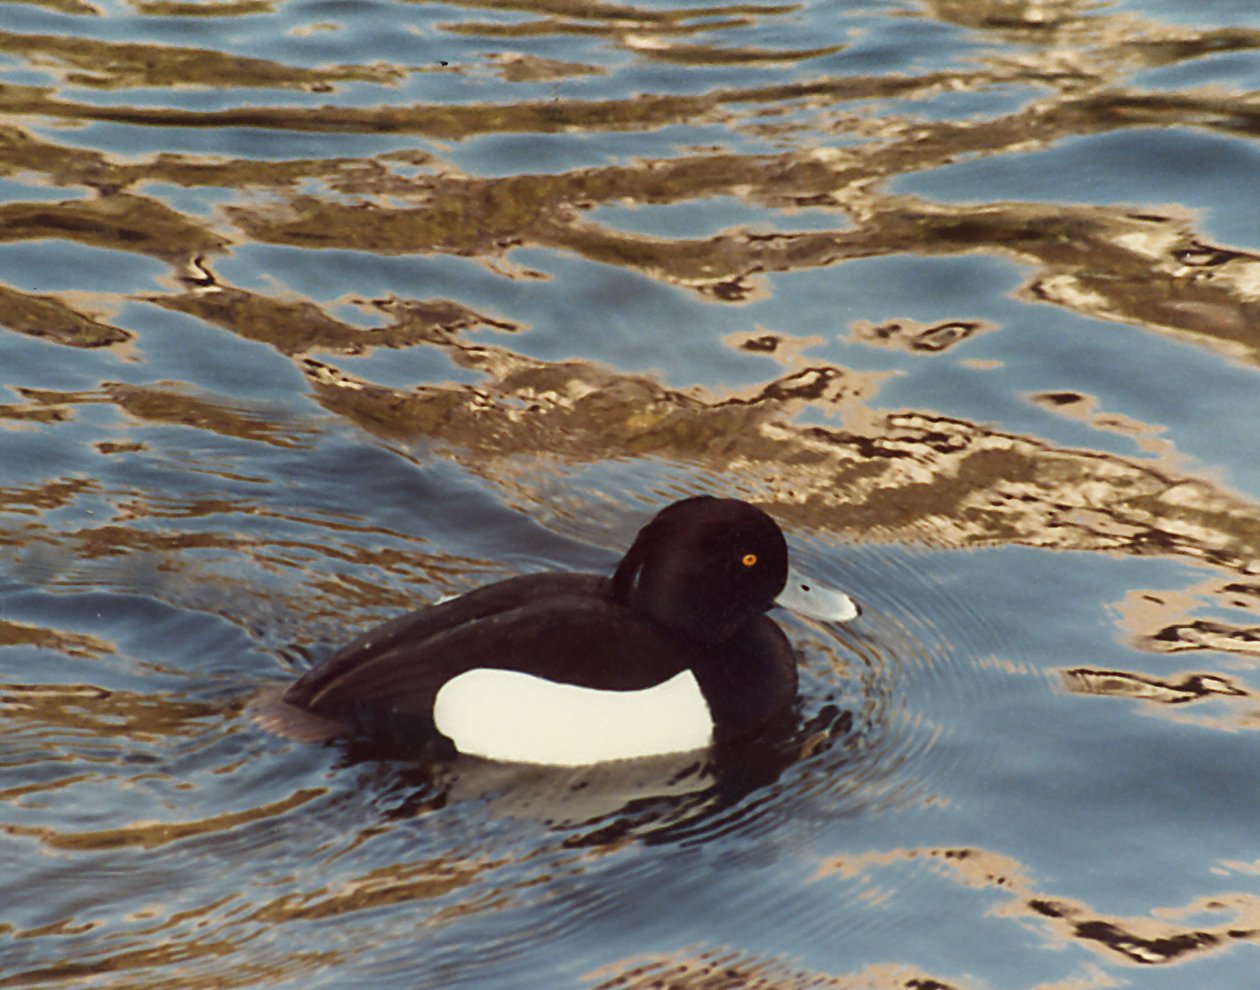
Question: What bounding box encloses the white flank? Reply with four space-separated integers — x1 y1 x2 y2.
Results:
433 668 713 767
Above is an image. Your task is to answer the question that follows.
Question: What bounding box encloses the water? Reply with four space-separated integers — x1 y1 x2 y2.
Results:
3 0 1260 986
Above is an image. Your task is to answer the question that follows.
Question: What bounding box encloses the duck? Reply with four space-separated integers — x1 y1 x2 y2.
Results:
259 496 858 766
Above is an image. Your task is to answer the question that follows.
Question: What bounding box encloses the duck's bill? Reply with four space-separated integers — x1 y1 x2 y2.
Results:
775 566 859 622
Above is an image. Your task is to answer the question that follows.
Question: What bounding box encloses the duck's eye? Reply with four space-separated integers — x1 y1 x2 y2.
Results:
741 553 758 567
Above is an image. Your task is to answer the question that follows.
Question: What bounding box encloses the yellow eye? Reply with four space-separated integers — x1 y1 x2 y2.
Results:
741 553 758 567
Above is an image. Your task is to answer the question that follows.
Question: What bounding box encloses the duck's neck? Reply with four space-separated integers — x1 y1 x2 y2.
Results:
688 617 798 744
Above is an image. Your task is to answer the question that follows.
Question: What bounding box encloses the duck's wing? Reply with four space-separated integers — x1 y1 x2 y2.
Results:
282 573 605 709
274 574 686 745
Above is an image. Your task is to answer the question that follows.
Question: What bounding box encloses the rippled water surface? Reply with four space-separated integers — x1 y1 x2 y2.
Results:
4 1 1260 987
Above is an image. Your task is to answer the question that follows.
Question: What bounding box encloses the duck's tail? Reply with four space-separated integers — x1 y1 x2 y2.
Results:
247 685 349 743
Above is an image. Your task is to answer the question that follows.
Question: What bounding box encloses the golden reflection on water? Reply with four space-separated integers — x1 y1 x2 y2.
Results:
1117 585 1260 661
817 846 1260 969
5 786 325 851
587 951 962 990
5 71 1260 565
0 681 217 742
241 854 493 924
0 622 111 658
1063 666 1249 706
0 13 1250 676
0 27 401 89
1058 584 1260 731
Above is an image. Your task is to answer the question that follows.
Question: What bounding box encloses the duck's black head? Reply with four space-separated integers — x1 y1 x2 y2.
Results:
611 496 789 642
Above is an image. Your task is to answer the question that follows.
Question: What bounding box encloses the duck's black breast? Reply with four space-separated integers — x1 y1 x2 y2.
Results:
280 572 700 743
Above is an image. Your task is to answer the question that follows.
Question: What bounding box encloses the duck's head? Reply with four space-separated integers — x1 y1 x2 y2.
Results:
611 496 857 642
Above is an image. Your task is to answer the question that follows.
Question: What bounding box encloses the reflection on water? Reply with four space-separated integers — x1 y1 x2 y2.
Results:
817 845 1260 968
4 0 1260 986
